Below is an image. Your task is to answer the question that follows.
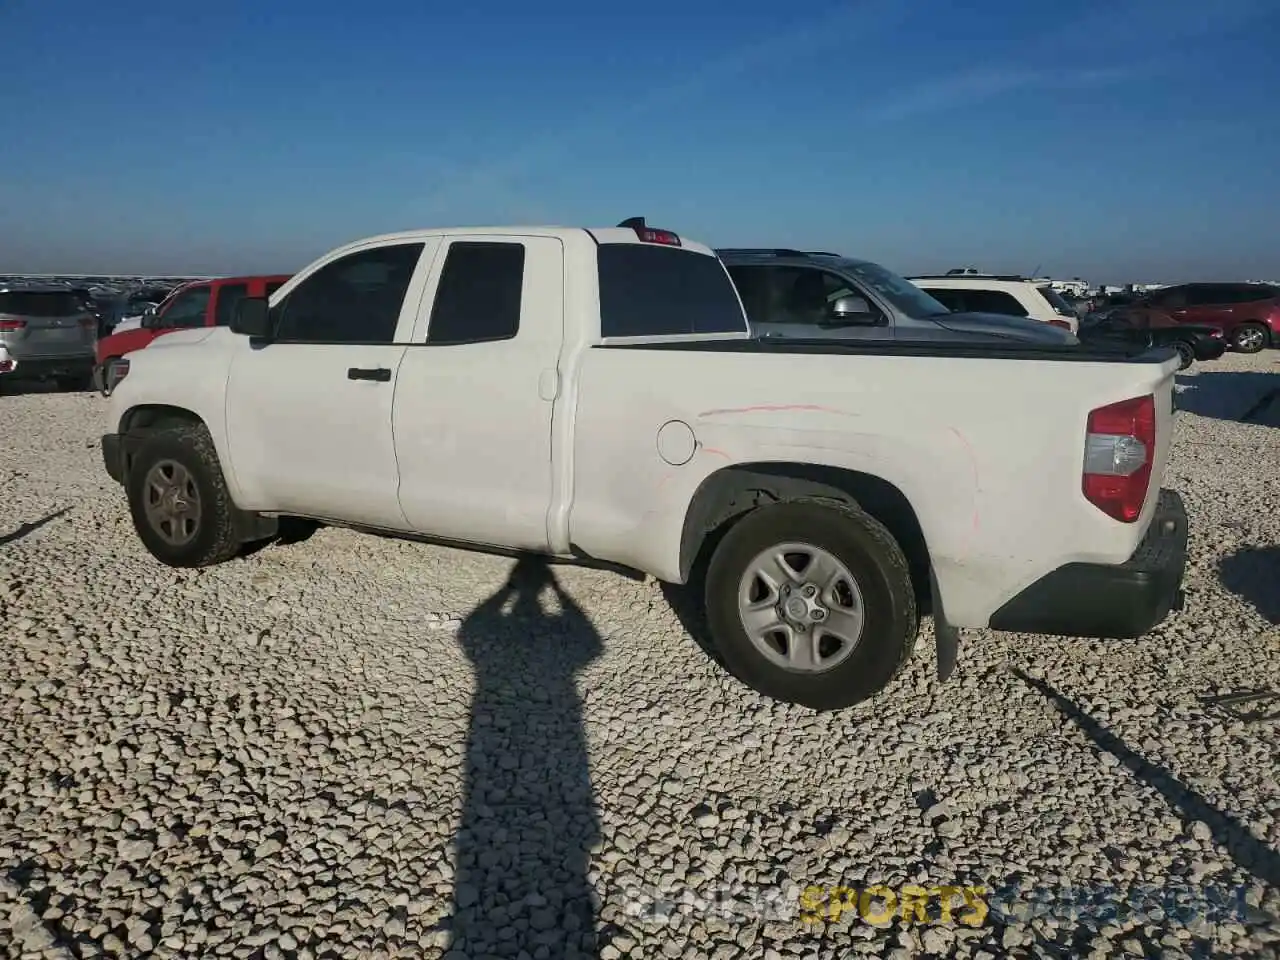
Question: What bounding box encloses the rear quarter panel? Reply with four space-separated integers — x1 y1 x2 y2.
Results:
569 346 1178 627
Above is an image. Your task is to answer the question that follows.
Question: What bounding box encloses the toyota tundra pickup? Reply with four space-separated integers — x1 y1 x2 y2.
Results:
99 218 1189 711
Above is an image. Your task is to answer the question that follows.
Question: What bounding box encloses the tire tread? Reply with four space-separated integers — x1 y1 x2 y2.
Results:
126 424 242 567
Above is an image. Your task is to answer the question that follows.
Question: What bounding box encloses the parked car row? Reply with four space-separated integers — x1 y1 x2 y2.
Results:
98 218 1190 712
93 274 290 393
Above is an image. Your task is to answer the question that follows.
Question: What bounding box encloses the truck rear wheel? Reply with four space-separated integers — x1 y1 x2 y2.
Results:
125 424 243 568
703 498 918 711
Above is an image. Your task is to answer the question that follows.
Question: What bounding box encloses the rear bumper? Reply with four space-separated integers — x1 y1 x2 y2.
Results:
988 488 1188 639
0 354 95 379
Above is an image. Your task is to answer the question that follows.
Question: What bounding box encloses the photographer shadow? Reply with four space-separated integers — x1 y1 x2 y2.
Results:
447 554 603 958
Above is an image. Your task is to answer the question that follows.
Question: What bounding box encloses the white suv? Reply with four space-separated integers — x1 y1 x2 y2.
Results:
909 275 1080 334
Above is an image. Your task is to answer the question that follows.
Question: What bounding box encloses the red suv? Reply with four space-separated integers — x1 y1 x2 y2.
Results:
94 274 290 392
1134 282 1280 354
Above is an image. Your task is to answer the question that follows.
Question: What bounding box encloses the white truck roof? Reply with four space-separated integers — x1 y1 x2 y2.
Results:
319 225 719 259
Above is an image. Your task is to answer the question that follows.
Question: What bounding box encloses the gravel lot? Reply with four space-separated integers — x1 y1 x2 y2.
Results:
1 352 1278 960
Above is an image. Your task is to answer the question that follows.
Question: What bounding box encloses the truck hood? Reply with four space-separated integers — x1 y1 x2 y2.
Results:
146 327 219 349
931 311 1079 345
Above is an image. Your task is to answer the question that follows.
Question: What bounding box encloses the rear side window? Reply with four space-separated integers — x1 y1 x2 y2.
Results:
213 283 249 326
598 244 747 338
1219 283 1277 303
923 288 963 312
0 291 82 316
964 289 1028 317
426 242 525 345
1037 285 1075 315
1186 285 1230 306
265 280 286 298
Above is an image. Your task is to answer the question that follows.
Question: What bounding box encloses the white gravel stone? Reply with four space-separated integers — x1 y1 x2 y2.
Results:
0 353 1278 958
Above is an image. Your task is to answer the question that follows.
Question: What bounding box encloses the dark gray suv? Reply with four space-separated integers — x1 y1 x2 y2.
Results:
0 286 98 390
718 249 1078 345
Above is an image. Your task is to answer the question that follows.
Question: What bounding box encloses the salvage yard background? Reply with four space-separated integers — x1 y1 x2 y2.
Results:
1 352 1278 960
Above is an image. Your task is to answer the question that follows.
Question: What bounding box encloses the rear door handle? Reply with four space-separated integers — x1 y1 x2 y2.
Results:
348 367 391 382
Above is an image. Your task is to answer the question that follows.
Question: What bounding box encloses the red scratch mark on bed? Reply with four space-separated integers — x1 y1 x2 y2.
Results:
947 426 981 547
701 446 731 460
697 403 844 417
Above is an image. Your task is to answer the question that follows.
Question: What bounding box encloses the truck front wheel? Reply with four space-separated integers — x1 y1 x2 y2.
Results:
125 424 243 568
703 498 918 711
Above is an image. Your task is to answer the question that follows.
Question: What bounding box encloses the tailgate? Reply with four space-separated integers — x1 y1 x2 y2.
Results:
4 314 97 358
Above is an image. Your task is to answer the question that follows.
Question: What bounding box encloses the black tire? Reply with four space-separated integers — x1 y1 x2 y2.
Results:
1231 323 1268 354
703 498 919 711
125 424 243 567
1172 341 1195 370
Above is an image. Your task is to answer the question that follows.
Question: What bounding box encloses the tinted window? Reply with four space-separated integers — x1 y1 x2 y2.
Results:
1219 283 1276 303
1145 287 1185 309
923 288 963 312
598 244 746 337
1037 285 1076 316
1185 285 1229 306
963 289 1028 316
273 243 423 343
161 286 212 327
213 283 249 326
426 242 525 345
0 291 82 316
726 265 771 324
764 267 877 327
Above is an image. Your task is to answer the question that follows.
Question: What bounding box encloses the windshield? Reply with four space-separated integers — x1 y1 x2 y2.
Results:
836 259 951 319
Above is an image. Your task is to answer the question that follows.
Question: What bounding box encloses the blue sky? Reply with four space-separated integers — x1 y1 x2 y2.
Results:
2 0 1278 284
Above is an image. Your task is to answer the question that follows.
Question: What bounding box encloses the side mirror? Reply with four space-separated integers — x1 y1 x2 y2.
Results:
232 297 272 339
828 295 877 322
140 306 159 328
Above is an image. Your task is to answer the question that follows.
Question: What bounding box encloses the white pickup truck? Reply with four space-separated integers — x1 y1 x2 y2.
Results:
101 218 1189 711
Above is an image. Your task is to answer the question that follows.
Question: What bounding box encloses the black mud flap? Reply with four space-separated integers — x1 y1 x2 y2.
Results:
931 571 960 681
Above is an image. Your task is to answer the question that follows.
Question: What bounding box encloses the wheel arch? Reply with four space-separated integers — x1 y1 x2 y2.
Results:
119 402 207 435
678 462 932 613
116 404 211 487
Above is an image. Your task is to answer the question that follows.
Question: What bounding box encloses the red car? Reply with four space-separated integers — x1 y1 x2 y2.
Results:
94 274 290 392
1133 282 1280 354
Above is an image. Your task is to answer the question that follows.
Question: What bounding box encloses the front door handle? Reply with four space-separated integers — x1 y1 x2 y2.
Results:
348 367 391 382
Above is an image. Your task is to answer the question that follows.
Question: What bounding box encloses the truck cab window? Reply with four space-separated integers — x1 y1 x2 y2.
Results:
162 287 212 327
426 242 525 345
273 243 423 344
598 244 746 337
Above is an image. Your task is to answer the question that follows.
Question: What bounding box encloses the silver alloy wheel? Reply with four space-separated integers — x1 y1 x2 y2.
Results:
142 459 201 546
1235 326 1265 351
736 541 866 673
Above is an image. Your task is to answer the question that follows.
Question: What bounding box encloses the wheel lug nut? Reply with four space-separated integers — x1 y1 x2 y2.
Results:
812 609 826 621
804 585 816 597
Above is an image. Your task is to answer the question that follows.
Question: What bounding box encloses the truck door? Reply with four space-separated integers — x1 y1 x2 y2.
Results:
224 240 435 528
393 236 564 552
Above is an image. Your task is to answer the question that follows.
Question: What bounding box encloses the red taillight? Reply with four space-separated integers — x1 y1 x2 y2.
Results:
0 318 26 331
1049 318 1072 329
1082 394 1156 523
78 316 95 329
